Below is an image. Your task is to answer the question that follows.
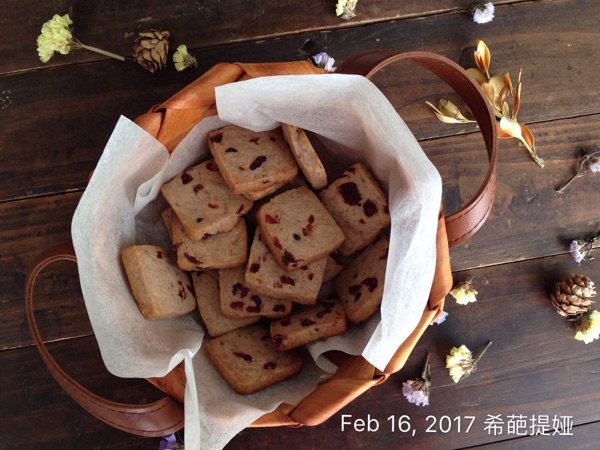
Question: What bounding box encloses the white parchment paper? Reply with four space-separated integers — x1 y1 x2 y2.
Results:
71 74 441 450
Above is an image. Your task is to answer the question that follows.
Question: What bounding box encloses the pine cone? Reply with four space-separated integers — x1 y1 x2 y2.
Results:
133 30 169 73
549 273 596 318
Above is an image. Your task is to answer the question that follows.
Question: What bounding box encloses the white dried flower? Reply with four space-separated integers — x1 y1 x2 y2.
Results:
446 341 492 383
449 278 478 305
472 2 495 24
335 0 358 20
312 52 336 72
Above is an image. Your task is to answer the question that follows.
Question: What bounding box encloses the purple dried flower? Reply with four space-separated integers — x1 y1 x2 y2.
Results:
590 154 600 173
312 52 336 72
431 310 448 325
569 233 600 263
401 353 431 406
158 434 178 450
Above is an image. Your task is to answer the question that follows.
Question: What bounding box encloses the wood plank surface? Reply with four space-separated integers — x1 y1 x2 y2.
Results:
225 253 600 449
3 0 523 75
3 0 600 448
0 336 162 449
2 0 598 203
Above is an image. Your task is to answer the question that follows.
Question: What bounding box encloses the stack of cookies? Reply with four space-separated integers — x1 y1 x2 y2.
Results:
121 124 392 395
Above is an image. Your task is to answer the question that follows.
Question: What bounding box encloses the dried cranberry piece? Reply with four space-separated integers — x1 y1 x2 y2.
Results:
362 200 378 217
196 217 203 223
301 318 316 327
206 160 219 171
348 284 362 301
282 250 297 266
230 301 244 309
177 281 187 300
272 334 286 345
225 147 238 153
201 233 213 240
307 273 314 281
273 237 283 249
207 203 219 209
156 250 165 259
233 351 252 362
308 215 315 223
249 137 260 145
249 263 261 273
236 204 245 215
293 233 301 241
273 304 286 312
338 182 362 206
263 361 277 369
172 242 181 252
265 214 279 224
246 295 262 313
232 283 243 295
362 277 378 292
280 319 291 326
249 155 267 170
280 275 295 286
181 170 193 184
184 253 201 265
193 184 204 193
210 132 223 143
359 218 366 224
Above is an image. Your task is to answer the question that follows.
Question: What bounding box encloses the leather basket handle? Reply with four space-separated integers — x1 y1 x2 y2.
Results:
24 243 184 436
338 49 498 247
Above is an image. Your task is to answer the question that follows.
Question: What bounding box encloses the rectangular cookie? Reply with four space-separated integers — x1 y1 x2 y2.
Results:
205 323 304 395
208 125 298 195
172 214 247 271
335 236 389 324
192 271 258 337
256 186 345 271
319 163 390 256
244 229 326 304
270 299 347 351
160 159 253 240
219 267 293 319
121 245 196 320
281 124 327 190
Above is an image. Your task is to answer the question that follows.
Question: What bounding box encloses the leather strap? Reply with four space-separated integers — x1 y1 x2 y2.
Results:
338 50 498 247
24 243 184 437
26 50 496 435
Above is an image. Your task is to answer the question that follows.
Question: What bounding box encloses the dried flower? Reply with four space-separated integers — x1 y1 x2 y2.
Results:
471 2 495 24
402 354 431 406
312 52 336 72
431 310 448 325
466 40 544 167
556 148 600 194
159 433 184 450
173 44 198 72
574 310 600 344
449 278 478 305
37 13 125 63
426 99 476 124
446 341 492 383
336 0 358 20
569 233 600 263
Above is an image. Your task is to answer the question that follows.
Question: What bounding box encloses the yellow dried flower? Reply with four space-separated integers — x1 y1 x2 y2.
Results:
173 44 198 72
446 341 492 383
574 310 600 344
449 278 478 305
37 14 74 63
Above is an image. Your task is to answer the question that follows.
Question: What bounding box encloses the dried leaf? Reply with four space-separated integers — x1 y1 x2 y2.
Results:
466 67 487 85
474 40 491 79
499 117 545 167
426 99 476 124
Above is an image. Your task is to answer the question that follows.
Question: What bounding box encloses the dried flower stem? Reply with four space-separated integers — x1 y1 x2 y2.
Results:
556 149 600 194
472 340 493 367
72 39 125 61
421 352 431 381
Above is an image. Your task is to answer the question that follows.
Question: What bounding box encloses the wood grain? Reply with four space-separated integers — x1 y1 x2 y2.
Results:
4 0 523 75
2 0 598 203
225 253 600 449
0 336 162 449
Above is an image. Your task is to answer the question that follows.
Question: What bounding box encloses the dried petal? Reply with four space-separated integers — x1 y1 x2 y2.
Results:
574 310 600 344
474 40 491 79
498 118 545 167
425 99 476 124
466 67 488 85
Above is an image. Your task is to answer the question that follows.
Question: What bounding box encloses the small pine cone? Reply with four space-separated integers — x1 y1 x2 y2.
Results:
550 273 596 318
133 30 170 73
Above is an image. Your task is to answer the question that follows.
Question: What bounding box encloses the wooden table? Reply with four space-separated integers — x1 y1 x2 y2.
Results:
2 1 599 448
